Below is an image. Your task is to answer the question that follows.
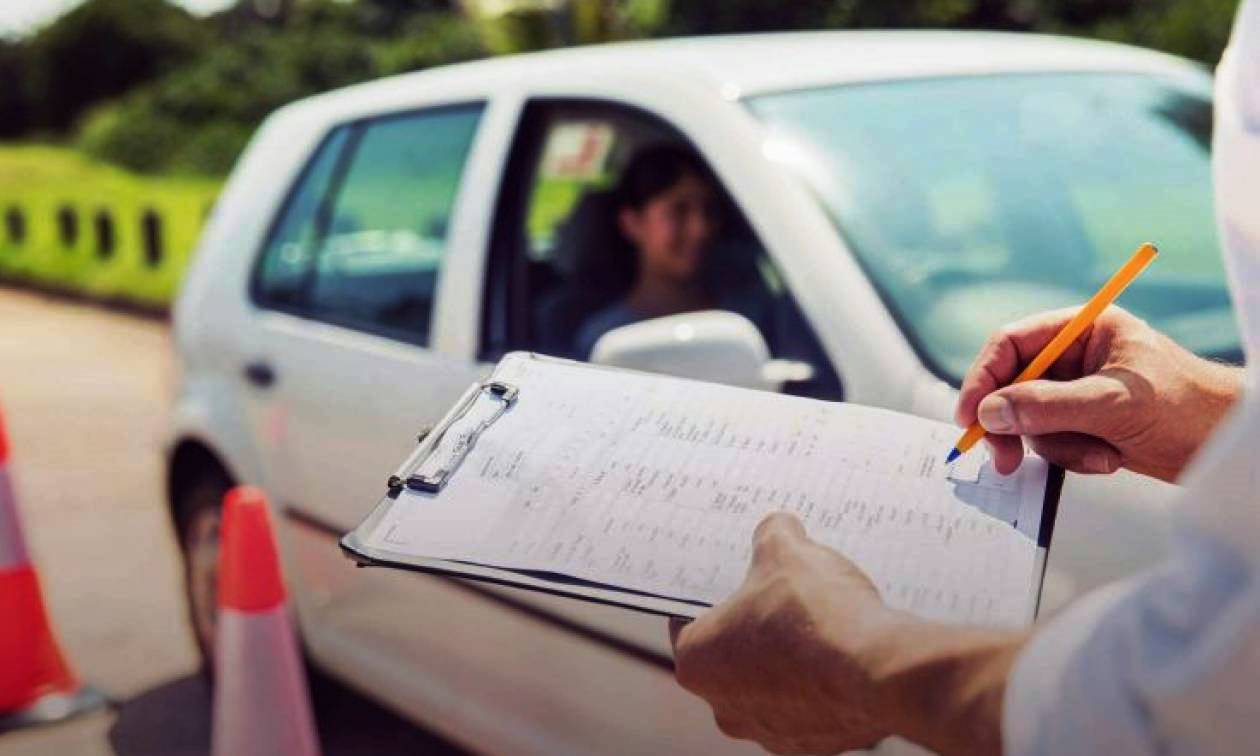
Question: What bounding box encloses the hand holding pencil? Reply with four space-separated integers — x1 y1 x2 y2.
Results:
948 243 1158 464
952 243 1242 483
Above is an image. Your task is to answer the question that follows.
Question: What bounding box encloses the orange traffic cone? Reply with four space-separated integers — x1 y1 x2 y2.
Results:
212 486 320 756
0 407 106 733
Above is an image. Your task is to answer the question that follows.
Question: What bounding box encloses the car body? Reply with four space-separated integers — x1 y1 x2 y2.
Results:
168 31 1233 754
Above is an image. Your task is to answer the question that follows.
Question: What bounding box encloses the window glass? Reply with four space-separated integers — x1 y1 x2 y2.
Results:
501 106 842 399
749 74 1239 382
255 126 351 307
525 120 618 261
308 105 483 343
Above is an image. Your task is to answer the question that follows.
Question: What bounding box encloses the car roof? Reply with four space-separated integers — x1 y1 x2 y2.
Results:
274 31 1211 130
527 30 1203 92
331 30 1206 100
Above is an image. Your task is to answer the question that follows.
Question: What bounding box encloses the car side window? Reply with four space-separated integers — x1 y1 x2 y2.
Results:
307 105 483 344
254 104 484 346
484 101 843 401
255 126 352 308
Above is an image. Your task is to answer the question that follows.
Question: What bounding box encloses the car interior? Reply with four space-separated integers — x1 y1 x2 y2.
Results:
483 100 843 400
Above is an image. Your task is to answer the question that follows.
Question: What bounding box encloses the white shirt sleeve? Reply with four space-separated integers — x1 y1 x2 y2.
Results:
1003 529 1260 755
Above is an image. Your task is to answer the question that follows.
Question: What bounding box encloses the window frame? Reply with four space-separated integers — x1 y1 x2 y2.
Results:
249 100 488 349
479 97 694 361
478 96 844 400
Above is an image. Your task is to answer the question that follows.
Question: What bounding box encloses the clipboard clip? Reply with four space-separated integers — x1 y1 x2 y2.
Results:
387 380 519 495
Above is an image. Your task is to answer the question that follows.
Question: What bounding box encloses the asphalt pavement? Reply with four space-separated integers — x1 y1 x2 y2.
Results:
0 287 461 756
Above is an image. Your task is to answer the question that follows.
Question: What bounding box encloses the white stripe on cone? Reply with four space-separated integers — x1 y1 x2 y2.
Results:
212 605 320 756
0 467 30 570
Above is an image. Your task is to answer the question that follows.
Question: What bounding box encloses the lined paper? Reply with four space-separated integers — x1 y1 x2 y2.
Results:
365 354 1051 627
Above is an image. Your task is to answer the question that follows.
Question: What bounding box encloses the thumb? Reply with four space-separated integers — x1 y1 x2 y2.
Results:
749 512 808 577
977 375 1127 438
668 616 692 651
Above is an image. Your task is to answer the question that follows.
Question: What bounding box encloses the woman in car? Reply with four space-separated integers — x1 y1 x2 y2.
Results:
574 144 726 359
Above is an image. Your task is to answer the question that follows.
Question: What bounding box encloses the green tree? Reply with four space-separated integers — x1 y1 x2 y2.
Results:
78 0 484 174
0 40 32 139
25 0 209 132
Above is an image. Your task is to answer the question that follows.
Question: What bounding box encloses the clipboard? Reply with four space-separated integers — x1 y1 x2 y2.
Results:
341 356 714 618
340 352 1064 622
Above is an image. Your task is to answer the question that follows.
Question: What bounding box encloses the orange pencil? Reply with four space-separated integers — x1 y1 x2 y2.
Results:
946 242 1159 463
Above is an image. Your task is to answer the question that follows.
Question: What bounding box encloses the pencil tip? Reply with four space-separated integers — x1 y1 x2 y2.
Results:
945 448 961 464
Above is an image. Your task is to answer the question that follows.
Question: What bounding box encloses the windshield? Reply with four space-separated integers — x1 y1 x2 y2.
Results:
748 73 1241 383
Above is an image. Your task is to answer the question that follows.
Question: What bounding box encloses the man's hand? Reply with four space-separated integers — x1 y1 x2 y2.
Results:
671 513 1024 756
957 306 1242 482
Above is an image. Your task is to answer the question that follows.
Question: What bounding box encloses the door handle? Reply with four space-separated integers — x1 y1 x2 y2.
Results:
243 361 276 389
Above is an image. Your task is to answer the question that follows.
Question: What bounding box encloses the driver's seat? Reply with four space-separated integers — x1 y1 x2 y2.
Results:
532 189 634 359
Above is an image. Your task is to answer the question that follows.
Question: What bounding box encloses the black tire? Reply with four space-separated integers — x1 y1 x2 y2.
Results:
173 467 232 680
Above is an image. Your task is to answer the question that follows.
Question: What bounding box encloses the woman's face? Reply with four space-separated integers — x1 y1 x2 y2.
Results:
619 172 720 283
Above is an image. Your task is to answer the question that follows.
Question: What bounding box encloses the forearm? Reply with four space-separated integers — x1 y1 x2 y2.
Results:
859 611 1028 756
1163 344 1245 479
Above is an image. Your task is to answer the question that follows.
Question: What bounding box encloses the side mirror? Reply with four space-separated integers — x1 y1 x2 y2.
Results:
588 310 814 392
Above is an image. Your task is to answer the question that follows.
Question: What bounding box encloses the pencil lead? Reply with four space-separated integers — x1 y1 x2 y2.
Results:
945 448 961 464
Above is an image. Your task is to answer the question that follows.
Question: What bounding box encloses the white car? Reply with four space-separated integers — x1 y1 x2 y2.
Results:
168 31 1239 754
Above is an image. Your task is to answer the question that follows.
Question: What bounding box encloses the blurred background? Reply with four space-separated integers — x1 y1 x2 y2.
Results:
0 0 1241 311
0 2 1245 756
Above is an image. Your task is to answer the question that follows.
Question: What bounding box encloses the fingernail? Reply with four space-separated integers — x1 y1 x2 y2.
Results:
1085 450 1116 474
978 396 1015 433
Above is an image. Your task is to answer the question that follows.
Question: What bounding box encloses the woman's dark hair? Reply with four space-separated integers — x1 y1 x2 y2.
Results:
569 144 719 298
614 143 716 211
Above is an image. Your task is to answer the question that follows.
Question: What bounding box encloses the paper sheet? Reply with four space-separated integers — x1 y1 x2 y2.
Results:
365 354 1051 627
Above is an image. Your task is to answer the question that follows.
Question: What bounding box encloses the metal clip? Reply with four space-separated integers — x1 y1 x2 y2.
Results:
402 380 518 494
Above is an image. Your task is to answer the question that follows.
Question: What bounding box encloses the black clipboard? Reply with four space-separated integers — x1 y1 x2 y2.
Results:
340 353 1064 622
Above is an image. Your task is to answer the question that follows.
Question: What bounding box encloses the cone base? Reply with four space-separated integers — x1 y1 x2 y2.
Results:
0 686 109 734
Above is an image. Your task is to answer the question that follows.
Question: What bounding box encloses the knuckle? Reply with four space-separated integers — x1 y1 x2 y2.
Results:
1094 380 1132 411
713 710 751 739
762 572 811 618
979 332 1008 364
760 527 793 554
995 322 1022 343
672 652 702 692
758 511 798 535
753 514 801 553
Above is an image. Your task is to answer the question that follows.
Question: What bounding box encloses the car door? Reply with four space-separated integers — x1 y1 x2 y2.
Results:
236 95 772 754
468 97 846 659
245 103 489 533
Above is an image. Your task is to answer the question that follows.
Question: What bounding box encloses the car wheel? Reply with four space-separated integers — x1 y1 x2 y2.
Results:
175 469 231 678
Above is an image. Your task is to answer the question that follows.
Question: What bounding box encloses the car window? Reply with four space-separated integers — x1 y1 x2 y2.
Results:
254 126 352 308
525 120 617 261
487 102 843 401
306 105 484 344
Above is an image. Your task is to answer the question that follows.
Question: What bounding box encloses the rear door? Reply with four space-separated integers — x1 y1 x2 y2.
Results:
244 103 488 532
238 95 766 753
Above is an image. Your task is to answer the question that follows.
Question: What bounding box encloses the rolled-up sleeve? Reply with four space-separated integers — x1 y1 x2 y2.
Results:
1003 532 1260 755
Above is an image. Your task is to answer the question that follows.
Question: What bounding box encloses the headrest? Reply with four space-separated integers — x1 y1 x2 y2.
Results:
551 188 636 294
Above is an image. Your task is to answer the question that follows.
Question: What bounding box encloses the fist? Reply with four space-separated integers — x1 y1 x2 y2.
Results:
670 513 892 755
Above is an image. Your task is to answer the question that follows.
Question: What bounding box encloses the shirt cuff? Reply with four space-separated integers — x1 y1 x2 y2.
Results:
1001 580 1137 756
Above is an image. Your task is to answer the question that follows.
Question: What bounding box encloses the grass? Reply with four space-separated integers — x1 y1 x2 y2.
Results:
0 144 222 309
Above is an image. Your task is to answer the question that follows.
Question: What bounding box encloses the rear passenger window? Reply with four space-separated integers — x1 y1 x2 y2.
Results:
309 106 482 344
254 104 483 346
256 127 351 307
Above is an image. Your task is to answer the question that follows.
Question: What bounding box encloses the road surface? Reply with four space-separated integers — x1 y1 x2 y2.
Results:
0 287 460 756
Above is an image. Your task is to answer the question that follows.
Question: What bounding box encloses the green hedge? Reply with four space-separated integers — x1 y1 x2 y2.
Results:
0 145 220 309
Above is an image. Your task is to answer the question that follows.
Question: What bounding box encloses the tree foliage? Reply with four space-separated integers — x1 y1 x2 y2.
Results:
77 0 484 174
1 0 1243 176
645 0 1240 63
23 0 209 132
